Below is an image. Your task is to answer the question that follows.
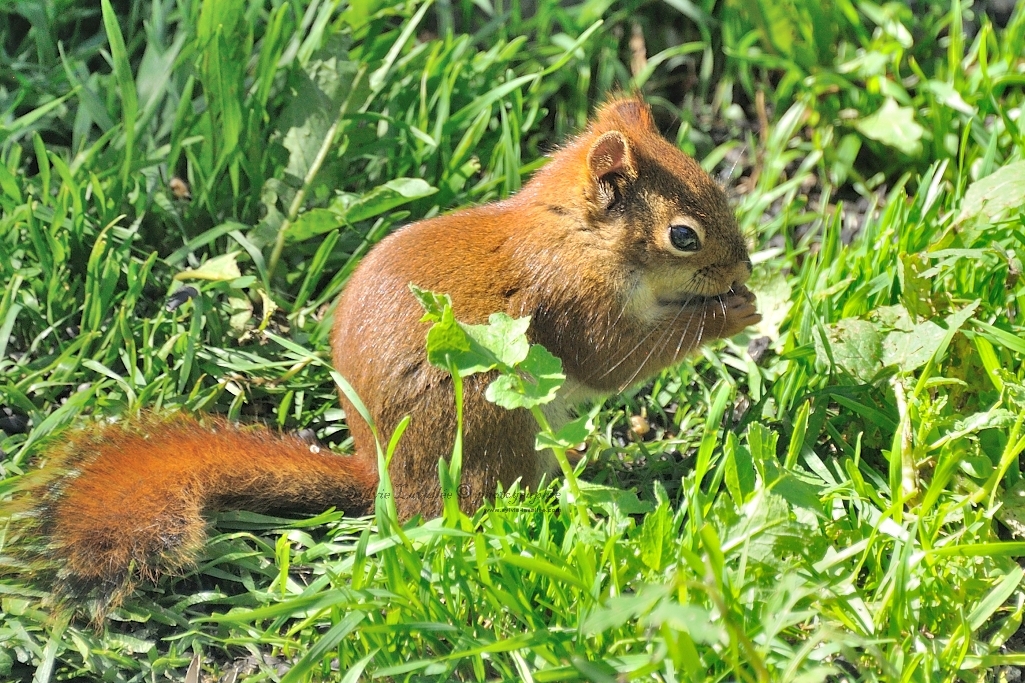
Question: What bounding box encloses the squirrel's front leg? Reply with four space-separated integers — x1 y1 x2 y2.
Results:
701 286 761 341
633 286 760 383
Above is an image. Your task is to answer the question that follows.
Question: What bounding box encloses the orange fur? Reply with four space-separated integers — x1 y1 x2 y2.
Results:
333 97 758 518
3 97 759 617
5 414 375 619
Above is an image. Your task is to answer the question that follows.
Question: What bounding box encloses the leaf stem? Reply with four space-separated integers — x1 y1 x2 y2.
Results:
530 405 590 527
267 64 367 280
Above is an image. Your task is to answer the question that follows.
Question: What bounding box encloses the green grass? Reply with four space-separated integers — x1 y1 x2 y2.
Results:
2 0 1025 680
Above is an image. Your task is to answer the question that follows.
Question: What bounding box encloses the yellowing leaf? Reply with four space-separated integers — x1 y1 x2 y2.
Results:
175 252 242 282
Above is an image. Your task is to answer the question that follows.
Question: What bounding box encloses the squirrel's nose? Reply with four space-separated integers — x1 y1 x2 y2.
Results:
731 259 752 288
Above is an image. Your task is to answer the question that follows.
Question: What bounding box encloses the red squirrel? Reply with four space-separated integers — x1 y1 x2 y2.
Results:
3 98 759 614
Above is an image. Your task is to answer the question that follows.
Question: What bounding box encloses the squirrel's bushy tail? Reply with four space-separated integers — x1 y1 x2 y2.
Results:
2 413 377 620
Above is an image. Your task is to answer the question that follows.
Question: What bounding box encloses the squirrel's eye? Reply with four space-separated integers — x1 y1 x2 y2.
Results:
669 224 701 252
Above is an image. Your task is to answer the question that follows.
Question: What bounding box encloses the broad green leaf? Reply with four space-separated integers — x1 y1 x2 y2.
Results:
880 301 976 375
515 342 564 395
855 98 924 156
882 319 945 371
645 602 724 645
925 79 975 115
724 436 755 505
998 480 1025 538
772 473 825 517
536 412 594 451
957 160 1025 224
582 583 670 634
486 344 564 410
174 252 242 282
417 290 547 388
411 285 452 321
329 178 437 226
279 41 359 181
639 501 674 571
870 304 914 331
817 318 883 382
751 267 792 341
725 489 815 568
572 480 652 517
424 306 499 377
960 454 994 479
950 409 1017 440
286 208 341 243
464 313 531 368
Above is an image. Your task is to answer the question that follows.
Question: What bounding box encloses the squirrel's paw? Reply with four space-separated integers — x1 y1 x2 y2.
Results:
718 286 761 337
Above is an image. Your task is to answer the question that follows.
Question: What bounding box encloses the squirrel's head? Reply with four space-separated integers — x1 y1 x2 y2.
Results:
534 98 752 323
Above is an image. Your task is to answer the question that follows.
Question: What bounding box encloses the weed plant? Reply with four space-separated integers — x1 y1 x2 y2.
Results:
1 0 1025 681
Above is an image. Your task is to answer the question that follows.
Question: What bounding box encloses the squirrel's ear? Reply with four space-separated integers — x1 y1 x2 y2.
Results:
596 98 656 132
587 131 636 182
586 131 636 210
606 99 655 131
